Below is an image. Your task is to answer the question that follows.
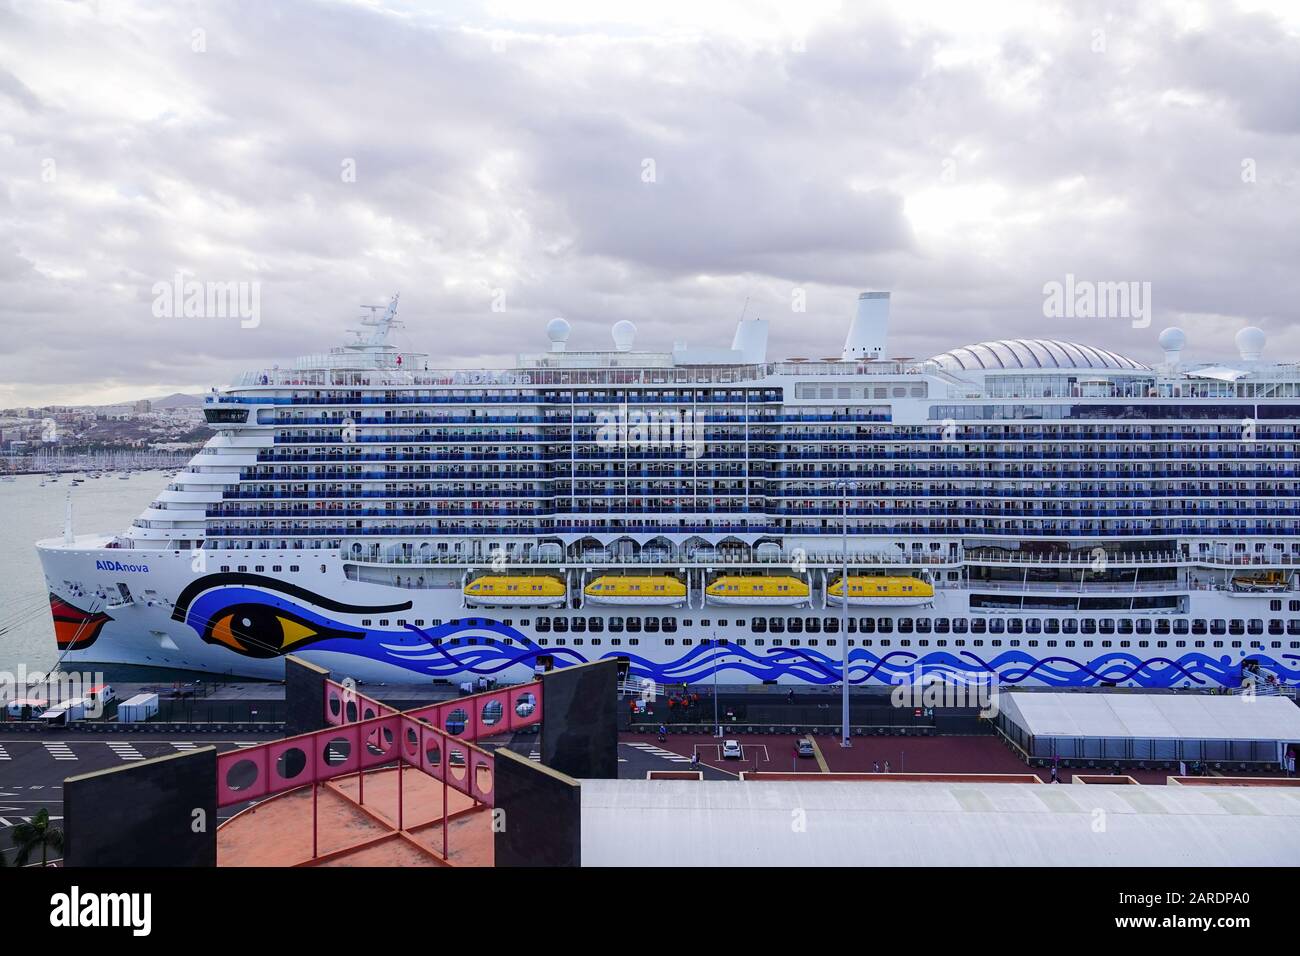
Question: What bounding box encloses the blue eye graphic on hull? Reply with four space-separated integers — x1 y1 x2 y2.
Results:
168 575 1297 688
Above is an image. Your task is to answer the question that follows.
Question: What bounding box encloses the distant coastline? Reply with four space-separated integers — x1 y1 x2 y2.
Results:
1 392 208 473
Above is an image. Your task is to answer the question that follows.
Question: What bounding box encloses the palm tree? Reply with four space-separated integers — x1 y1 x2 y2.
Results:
13 808 63 867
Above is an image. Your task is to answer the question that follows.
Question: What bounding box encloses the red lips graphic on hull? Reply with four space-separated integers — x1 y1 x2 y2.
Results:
49 595 112 650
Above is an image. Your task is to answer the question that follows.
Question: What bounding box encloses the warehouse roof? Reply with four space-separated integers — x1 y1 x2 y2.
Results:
580 778 1300 866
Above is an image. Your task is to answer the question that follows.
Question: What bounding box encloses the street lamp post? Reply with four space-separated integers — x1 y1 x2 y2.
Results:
712 631 722 738
837 479 853 748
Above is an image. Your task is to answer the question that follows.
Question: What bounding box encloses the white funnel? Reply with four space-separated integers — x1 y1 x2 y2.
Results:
842 291 889 361
731 317 769 364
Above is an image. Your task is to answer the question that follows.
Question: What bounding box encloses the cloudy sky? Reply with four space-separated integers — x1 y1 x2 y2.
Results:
1 0 1298 407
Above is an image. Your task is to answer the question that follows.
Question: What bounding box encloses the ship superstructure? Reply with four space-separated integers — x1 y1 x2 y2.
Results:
36 295 1300 688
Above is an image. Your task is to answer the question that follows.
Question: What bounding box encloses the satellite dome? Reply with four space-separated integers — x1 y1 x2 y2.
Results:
1235 326 1265 361
1158 327 1186 352
546 317 571 352
611 320 637 352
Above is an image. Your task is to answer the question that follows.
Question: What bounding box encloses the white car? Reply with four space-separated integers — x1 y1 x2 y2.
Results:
722 739 742 759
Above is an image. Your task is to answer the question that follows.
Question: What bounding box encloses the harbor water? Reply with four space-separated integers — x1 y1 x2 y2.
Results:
0 472 160 673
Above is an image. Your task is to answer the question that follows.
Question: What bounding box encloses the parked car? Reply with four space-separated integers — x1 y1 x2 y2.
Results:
722 739 742 759
796 738 815 758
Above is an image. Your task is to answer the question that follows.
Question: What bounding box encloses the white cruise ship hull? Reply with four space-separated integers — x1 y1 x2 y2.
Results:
37 537 1298 689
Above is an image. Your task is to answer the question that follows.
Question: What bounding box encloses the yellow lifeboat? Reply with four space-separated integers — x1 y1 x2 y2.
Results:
827 575 934 607
584 576 687 606
705 575 811 606
1230 570 1288 593
463 575 566 607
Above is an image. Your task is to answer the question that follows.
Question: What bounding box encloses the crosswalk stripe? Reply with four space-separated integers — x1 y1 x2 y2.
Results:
44 744 76 761
625 742 691 762
107 742 144 761
0 815 62 828
0 745 10 760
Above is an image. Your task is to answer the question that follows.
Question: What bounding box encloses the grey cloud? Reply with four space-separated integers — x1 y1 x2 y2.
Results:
0 0 1298 406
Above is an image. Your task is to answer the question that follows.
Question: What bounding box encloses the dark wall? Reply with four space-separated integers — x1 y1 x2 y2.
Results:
541 659 618 779
65 748 217 867
284 654 331 737
494 749 580 867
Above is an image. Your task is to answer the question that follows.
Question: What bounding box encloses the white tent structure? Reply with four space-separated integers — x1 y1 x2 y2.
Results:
996 692 1300 767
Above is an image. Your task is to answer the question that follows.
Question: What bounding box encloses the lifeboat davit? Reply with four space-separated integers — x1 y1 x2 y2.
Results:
584 576 687 606
827 575 934 607
705 575 811 606
463 575 566 607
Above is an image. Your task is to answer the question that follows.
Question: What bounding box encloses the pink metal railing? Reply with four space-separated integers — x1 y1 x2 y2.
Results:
215 679 542 810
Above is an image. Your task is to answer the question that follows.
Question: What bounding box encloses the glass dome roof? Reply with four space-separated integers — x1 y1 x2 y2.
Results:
928 338 1148 372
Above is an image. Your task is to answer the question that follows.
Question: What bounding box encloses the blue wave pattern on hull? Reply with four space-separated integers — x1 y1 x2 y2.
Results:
178 589 1296 687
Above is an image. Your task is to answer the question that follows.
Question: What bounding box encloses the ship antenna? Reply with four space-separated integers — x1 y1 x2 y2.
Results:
356 293 401 346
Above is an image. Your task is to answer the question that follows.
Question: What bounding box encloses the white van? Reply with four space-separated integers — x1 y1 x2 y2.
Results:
85 684 116 709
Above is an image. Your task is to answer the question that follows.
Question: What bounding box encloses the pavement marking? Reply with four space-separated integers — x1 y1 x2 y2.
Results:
0 814 63 829
808 736 830 773
528 750 540 762
0 744 9 761
171 742 200 752
43 743 76 761
106 741 145 761
625 741 691 763
233 742 258 748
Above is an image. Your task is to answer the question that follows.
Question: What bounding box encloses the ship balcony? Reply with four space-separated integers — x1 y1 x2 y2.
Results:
258 451 554 463
965 549 1300 569
239 468 551 481
768 449 1300 461
267 414 552 426
204 519 1300 539
223 488 557 499
769 506 1300 519
768 467 1300 480
765 488 1223 499
342 545 955 568
967 579 1187 594
210 505 556 518
271 434 549 444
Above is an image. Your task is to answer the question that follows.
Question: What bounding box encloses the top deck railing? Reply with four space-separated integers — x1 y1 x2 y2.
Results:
226 357 929 391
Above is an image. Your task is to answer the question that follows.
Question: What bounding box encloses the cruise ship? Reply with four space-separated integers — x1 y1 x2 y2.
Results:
36 293 1300 688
